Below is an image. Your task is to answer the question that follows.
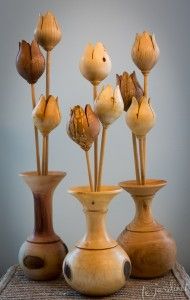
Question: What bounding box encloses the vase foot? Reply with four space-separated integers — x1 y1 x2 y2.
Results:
63 245 131 296
19 238 67 280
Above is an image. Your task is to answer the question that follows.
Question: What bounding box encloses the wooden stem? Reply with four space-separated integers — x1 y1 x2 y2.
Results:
31 84 41 175
45 51 51 175
139 138 145 185
93 84 98 191
42 136 47 175
132 132 140 184
97 127 107 192
142 71 149 184
85 151 94 192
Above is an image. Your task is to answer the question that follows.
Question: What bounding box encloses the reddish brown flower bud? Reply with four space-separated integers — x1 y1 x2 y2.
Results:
16 40 45 84
116 71 143 111
67 104 100 151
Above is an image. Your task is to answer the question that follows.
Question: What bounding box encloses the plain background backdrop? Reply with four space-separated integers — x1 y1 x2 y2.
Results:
0 0 189 276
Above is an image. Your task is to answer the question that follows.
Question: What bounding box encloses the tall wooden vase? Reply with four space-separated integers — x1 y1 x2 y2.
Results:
117 179 177 278
63 186 131 296
18 171 68 280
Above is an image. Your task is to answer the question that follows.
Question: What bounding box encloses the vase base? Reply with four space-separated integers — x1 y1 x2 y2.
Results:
117 228 177 278
19 239 68 280
63 245 131 296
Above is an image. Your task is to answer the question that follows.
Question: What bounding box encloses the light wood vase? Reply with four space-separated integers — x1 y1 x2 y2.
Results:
18 171 68 280
117 179 177 278
63 186 131 296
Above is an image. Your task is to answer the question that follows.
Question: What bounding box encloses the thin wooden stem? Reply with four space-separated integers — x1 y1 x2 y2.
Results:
45 51 51 175
93 84 98 191
31 84 41 175
132 132 140 184
142 71 149 183
97 127 107 192
139 138 145 185
42 136 47 175
85 151 94 192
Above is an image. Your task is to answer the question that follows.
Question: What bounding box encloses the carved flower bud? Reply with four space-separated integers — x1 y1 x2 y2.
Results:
16 40 45 84
131 32 160 72
116 71 143 111
94 85 124 127
67 104 100 151
126 96 156 138
32 95 61 136
34 11 62 51
79 42 112 85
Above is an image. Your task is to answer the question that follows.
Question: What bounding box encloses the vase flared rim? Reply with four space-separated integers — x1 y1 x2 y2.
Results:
68 185 122 195
20 171 66 178
119 179 166 188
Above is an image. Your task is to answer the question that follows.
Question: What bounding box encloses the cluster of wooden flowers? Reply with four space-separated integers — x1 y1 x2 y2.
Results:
16 12 62 175
67 32 159 190
16 10 160 188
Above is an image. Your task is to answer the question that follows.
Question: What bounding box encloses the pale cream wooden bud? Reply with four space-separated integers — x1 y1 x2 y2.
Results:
94 85 124 127
126 96 156 138
32 95 61 136
79 42 112 85
34 11 62 51
131 32 160 72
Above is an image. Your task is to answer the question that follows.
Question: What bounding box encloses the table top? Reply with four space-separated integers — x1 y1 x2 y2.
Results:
0 263 189 299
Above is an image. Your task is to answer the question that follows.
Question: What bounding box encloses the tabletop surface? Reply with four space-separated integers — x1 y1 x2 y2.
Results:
0 263 190 299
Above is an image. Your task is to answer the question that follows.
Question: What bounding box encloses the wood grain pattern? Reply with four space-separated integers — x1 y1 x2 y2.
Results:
117 179 177 278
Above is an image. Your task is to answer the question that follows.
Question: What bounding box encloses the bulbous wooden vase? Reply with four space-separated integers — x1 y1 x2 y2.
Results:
18 171 68 280
63 186 131 296
117 179 177 278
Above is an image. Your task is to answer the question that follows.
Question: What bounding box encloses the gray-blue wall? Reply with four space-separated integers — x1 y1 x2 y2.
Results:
0 0 189 275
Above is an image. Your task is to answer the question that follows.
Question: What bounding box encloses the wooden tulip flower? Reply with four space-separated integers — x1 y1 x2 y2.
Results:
34 11 62 52
94 85 124 191
126 96 156 183
16 40 45 84
67 105 100 191
116 71 143 112
131 32 160 73
33 95 61 175
116 71 143 183
79 42 111 86
79 42 111 190
16 40 45 175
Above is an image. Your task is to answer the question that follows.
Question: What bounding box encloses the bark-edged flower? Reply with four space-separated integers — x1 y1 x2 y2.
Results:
16 40 45 84
131 32 160 72
32 95 61 136
116 71 143 111
79 42 111 85
94 85 124 127
67 104 100 151
34 11 62 51
126 96 156 137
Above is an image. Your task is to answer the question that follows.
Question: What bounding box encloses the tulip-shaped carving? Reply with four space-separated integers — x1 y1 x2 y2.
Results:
126 96 156 138
116 71 143 112
16 40 45 84
32 95 61 136
79 42 112 86
34 11 62 51
94 85 124 128
67 105 100 152
131 32 160 72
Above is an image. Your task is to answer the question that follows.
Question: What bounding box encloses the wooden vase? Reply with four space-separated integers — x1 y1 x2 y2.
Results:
117 179 177 278
18 171 68 280
63 186 131 296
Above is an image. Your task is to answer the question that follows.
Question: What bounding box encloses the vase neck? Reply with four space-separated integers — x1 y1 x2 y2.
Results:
77 208 117 250
30 190 59 243
128 194 163 232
